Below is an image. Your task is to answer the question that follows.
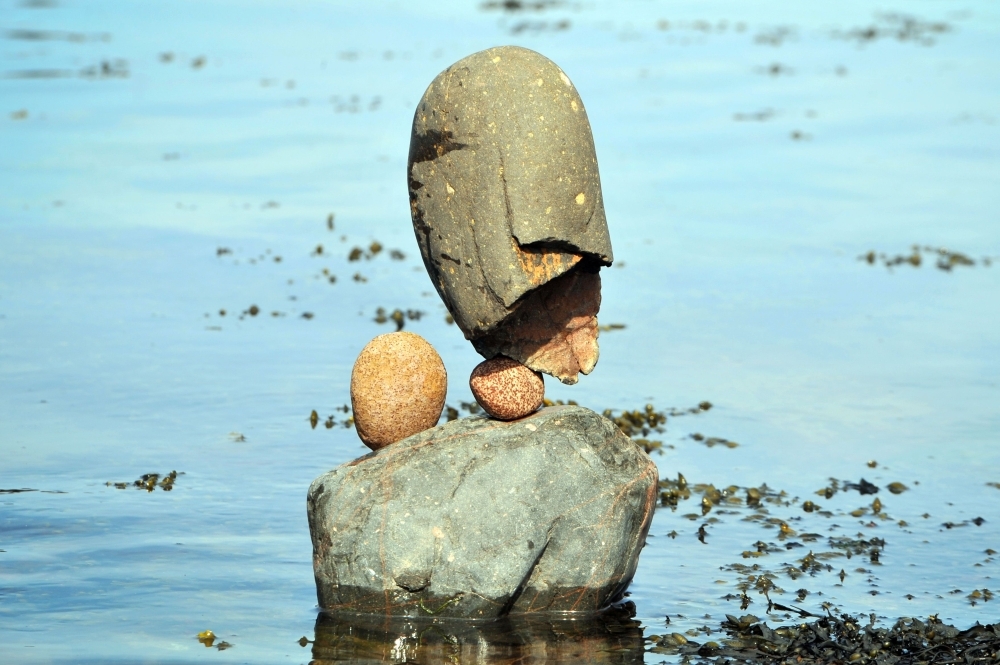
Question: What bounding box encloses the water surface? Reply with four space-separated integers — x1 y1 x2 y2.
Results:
2 1 999 662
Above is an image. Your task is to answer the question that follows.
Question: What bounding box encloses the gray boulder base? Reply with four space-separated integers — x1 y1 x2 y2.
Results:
307 405 657 619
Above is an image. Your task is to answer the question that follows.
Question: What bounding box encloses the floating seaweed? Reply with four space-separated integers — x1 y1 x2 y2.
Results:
859 245 988 271
835 13 951 47
196 630 233 650
106 471 181 492
602 404 667 439
441 400 485 423
649 611 1000 665
348 241 403 262
479 0 565 12
373 307 424 331
310 405 353 430
692 433 739 449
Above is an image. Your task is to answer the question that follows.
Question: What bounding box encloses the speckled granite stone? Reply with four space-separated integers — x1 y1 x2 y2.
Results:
469 355 544 420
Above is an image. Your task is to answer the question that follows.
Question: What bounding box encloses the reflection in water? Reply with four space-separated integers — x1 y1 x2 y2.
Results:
3 29 110 42
311 603 645 664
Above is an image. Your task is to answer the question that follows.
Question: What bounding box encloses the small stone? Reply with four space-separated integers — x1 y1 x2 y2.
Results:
350 332 447 450
469 355 544 420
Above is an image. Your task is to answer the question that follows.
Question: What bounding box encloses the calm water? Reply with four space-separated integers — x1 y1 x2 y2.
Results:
2 1 999 662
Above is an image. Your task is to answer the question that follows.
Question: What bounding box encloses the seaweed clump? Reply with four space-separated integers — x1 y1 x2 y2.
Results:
858 245 991 271
106 471 181 492
649 611 1000 664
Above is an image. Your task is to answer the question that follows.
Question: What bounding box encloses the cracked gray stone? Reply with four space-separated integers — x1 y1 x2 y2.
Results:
306 405 657 619
407 46 613 383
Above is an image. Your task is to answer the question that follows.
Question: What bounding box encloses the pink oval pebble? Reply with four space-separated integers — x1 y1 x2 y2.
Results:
469 355 545 421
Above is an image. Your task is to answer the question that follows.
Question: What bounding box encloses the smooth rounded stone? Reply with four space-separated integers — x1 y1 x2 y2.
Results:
350 332 447 451
307 405 658 619
407 45 613 384
469 355 544 420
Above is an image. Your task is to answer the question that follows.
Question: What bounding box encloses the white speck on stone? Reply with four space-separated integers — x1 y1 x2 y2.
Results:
446 183 455 195
571 99 579 112
575 192 586 205
559 71 572 87
433 526 444 538
525 423 537 431
448 552 455 562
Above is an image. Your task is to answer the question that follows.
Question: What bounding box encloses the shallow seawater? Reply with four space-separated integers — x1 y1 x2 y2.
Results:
1 0 998 662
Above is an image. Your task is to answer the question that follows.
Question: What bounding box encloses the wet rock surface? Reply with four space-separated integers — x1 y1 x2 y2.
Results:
306 405 657 619
408 45 612 384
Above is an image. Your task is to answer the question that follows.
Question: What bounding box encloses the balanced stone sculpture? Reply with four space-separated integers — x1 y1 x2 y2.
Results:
408 45 613 385
308 46 657 621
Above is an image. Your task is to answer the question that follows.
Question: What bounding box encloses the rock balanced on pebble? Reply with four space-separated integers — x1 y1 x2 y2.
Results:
408 45 613 387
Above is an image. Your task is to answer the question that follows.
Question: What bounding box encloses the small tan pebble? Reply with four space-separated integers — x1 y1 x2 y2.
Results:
469 355 544 421
350 331 447 451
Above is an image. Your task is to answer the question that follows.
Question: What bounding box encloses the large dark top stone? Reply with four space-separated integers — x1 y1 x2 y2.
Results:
307 405 657 619
408 46 613 341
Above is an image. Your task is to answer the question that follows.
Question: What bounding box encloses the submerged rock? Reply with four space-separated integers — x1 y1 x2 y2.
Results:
407 45 613 384
307 405 657 619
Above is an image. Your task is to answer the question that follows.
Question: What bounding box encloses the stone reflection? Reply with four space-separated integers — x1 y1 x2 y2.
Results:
310 603 645 664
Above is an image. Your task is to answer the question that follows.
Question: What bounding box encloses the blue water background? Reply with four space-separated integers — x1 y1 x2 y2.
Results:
2 0 999 662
